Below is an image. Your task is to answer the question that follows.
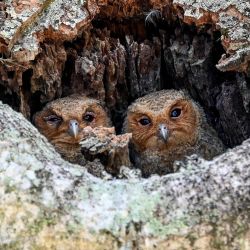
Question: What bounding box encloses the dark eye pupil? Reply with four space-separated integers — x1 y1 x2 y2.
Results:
171 108 181 118
45 115 61 123
49 117 59 122
84 114 94 122
139 118 151 126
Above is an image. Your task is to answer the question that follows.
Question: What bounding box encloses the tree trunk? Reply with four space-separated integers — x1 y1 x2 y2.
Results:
0 0 250 248
1 100 250 249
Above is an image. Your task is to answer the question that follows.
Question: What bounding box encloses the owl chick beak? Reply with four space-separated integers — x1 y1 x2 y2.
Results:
158 124 169 142
68 120 79 138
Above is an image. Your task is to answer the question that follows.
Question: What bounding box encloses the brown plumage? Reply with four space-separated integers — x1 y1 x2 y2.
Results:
123 89 225 177
33 94 111 164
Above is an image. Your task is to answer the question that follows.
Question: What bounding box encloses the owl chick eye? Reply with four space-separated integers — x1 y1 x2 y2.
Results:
138 117 151 126
83 112 95 122
44 115 62 124
170 108 182 118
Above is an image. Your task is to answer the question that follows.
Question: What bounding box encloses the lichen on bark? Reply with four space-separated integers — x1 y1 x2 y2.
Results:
0 0 250 248
1 0 250 146
172 0 250 74
1 101 250 249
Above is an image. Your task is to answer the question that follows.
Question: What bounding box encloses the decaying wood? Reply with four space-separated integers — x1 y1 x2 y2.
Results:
0 1 250 248
80 126 132 175
0 0 249 147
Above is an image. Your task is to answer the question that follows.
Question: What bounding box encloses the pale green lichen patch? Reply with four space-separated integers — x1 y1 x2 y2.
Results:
1 0 90 60
173 0 250 73
1 101 250 248
39 0 89 30
146 216 190 236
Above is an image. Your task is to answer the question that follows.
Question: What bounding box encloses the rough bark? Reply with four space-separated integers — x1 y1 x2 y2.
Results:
0 1 250 248
172 0 250 74
1 0 249 71
80 126 132 176
0 0 250 146
1 96 250 249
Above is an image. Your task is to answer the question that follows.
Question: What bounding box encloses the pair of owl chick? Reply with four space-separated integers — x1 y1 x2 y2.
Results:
34 90 225 177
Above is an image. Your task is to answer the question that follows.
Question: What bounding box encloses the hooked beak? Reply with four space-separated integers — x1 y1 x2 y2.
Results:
158 124 169 142
68 120 79 138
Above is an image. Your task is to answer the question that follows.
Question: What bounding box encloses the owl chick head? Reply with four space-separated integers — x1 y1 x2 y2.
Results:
124 90 203 153
33 94 111 146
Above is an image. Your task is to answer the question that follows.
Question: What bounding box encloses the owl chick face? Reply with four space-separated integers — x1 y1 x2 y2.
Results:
125 90 201 153
34 95 111 147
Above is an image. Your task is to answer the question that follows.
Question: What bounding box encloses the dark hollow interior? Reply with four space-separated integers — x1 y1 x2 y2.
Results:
1 12 250 149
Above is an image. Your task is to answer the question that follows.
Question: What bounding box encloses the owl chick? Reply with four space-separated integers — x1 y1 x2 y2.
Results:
123 89 225 177
33 94 111 165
